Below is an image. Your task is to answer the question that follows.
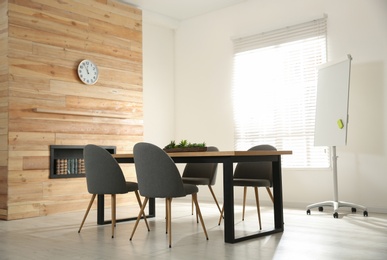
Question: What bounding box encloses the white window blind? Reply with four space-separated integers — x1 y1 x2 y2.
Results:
232 17 329 168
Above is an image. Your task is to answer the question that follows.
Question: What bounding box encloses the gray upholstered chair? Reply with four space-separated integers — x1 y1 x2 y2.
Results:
181 146 221 217
78 144 149 238
219 145 276 230
130 142 208 248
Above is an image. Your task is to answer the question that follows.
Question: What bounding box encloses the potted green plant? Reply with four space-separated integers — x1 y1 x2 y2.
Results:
163 140 207 152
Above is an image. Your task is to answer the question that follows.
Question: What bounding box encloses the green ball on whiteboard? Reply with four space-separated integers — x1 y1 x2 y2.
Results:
337 119 344 129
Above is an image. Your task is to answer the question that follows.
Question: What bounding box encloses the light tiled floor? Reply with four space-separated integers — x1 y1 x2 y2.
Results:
1 199 387 260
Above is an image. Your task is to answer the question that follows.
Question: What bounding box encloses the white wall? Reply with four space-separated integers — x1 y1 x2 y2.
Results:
143 0 387 212
142 12 177 146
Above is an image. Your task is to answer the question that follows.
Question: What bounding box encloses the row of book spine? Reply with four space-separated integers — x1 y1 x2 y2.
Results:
55 158 85 175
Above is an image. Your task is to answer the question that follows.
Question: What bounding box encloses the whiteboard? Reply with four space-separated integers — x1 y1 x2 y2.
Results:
314 55 352 146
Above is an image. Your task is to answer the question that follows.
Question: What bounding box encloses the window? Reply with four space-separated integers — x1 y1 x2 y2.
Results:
232 18 329 168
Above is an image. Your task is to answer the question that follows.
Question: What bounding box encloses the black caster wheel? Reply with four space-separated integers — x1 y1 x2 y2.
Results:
333 212 339 218
318 207 323 212
363 211 368 217
306 209 311 215
351 208 356 213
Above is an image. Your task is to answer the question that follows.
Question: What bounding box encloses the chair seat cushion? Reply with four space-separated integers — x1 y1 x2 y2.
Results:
182 177 210 186
233 178 271 187
183 184 199 195
126 181 139 192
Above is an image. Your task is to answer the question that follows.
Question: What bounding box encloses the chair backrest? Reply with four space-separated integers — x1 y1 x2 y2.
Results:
182 146 219 185
233 145 277 185
84 144 128 194
133 142 187 198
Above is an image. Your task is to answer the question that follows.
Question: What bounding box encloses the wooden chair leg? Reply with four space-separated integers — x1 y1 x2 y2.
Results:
196 202 199 224
165 198 168 234
78 194 96 233
130 197 149 241
165 198 174 235
190 186 221 223
254 187 262 230
111 194 116 238
218 187 269 228
208 185 222 214
266 187 274 203
191 195 199 223
166 198 172 248
134 191 150 231
218 205 224 225
242 186 247 221
192 193 209 241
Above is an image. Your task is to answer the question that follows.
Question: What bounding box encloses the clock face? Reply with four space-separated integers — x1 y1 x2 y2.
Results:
78 60 99 85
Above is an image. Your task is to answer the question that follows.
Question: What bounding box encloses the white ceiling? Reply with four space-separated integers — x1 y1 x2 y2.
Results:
120 0 246 21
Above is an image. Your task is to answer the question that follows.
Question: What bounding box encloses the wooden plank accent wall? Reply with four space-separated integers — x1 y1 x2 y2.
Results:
1 0 143 220
0 0 9 220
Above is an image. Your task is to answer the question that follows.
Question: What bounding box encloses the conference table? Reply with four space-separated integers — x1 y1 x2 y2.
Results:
110 149 292 244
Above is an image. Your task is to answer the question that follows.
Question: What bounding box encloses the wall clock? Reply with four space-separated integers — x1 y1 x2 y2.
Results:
77 59 99 85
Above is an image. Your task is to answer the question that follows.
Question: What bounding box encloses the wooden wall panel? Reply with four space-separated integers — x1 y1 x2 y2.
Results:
2 0 143 220
0 0 9 220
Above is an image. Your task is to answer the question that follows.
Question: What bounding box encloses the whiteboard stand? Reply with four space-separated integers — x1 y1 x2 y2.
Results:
310 55 368 218
306 146 368 218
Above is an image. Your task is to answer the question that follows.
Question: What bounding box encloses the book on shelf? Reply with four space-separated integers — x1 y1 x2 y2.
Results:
55 158 85 175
